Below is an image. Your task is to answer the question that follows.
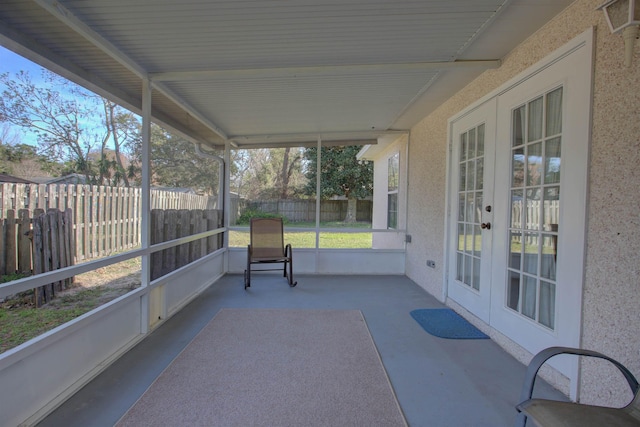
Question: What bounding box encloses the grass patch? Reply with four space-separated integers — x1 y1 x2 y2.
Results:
230 221 373 249
0 258 141 354
0 305 88 353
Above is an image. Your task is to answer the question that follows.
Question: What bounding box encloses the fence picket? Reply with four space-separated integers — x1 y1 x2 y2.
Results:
17 210 31 275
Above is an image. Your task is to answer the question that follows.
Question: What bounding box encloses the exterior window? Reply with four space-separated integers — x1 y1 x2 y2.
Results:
387 153 399 229
506 86 562 330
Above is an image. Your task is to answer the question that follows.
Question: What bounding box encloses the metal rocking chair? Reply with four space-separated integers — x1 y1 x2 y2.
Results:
244 217 297 289
515 346 640 427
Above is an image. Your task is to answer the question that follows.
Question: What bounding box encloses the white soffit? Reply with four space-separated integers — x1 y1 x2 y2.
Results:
0 0 574 148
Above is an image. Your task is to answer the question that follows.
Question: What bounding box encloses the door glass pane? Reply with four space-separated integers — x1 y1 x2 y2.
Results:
546 88 563 136
474 224 482 257
541 233 557 280
522 276 537 319
459 162 467 191
522 232 538 275
545 137 561 184
511 190 523 228
477 124 485 156
464 255 472 286
512 147 525 187
508 271 521 310
456 253 464 281
539 281 556 329
466 194 475 223
527 142 542 186
506 87 562 330
465 224 473 252
466 160 475 190
460 133 468 161
513 105 525 147
509 231 522 270
476 158 484 190
457 223 465 251
468 128 476 158
525 189 541 230
472 257 481 290
458 194 465 222
543 187 560 232
528 97 543 142
474 193 483 223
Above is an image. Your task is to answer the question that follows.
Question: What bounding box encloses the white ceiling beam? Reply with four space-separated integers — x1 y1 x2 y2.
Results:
149 60 502 82
31 0 229 141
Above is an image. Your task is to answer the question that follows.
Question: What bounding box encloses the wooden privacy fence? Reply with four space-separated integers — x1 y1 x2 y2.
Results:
1 183 217 261
241 199 373 223
150 209 223 280
32 209 75 306
0 208 74 305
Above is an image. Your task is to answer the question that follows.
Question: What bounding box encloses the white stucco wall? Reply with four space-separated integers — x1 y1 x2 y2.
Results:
406 0 640 405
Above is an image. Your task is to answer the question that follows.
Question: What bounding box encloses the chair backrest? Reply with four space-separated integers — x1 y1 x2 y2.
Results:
250 218 285 258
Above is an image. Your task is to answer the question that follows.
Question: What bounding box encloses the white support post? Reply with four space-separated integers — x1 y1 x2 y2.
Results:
140 78 152 334
315 137 322 262
224 139 232 272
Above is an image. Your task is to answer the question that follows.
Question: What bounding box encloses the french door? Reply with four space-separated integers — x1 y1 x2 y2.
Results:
447 30 592 383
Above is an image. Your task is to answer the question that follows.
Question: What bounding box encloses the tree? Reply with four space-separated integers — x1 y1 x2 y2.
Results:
230 148 305 200
304 146 373 222
0 69 140 185
0 142 60 177
149 125 221 195
101 99 141 186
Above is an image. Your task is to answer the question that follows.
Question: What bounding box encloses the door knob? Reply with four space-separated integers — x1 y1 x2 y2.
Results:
481 222 491 230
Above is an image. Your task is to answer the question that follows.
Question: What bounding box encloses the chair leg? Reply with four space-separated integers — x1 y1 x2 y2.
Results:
244 245 251 289
288 258 297 287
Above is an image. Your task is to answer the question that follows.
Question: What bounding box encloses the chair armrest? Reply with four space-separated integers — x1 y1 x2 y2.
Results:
285 243 292 257
515 346 639 426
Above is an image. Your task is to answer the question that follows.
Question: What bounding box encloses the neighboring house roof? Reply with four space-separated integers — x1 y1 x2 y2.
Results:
43 174 90 185
0 173 36 184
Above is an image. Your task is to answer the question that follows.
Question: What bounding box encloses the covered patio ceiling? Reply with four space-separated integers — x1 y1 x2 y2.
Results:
0 0 573 149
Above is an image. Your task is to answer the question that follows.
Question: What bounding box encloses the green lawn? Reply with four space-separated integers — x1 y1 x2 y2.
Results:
230 222 373 249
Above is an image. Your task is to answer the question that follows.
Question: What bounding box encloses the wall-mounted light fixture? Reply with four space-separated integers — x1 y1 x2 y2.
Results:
598 0 640 67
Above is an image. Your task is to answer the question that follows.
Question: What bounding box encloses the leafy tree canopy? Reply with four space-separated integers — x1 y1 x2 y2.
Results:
149 125 221 195
303 146 372 200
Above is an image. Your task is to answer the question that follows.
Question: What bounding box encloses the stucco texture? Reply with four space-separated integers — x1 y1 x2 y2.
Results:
406 0 640 406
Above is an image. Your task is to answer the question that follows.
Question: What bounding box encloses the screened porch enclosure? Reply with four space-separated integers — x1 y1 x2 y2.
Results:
0 0 587 425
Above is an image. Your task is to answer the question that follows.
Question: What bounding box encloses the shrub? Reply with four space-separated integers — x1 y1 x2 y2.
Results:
236 208 287 225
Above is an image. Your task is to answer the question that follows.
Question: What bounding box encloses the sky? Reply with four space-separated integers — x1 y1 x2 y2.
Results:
0 45 42 75
1 45 134 150
1 46 51 145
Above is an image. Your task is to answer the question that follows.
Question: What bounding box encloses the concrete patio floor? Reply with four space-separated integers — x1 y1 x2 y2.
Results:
37 274 565 426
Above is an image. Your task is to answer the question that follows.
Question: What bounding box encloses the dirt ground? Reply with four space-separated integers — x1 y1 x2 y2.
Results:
52 259 142 305
1 258 142 310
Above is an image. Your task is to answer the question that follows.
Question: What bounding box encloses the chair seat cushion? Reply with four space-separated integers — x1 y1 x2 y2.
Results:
251 256 288 262
518 399 640 427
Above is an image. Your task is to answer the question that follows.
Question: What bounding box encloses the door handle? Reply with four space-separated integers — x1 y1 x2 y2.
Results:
481 222 491 230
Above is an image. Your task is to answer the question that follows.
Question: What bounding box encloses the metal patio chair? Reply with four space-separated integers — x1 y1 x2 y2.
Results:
515 346 640 427
244 217 296 289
